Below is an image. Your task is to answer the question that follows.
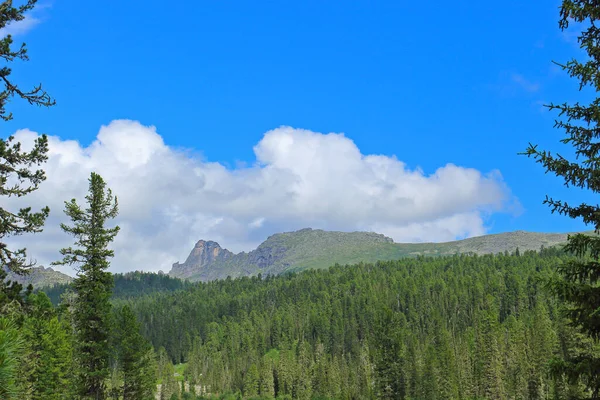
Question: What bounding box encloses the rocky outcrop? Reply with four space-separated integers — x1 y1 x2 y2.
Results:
168 228 402 281
170 240 233 279
247 241 289 270
168 228 584 283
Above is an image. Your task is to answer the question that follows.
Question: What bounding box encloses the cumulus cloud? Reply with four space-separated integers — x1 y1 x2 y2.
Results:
3 121 516 275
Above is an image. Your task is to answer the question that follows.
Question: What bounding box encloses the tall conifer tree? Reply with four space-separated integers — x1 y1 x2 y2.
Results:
53 172 119 400
0 0 55 306
0 317 22 399
0 2 55 398
522 1 600 396
19 292 73 399
111 304 156 399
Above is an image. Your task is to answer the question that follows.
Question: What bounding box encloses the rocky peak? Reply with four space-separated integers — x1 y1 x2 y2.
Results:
184 240 231 265
170 239 234 279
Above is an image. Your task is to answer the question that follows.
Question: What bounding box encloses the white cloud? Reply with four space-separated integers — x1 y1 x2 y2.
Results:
371 212 487 244
0 15 40 37
3 121 517 275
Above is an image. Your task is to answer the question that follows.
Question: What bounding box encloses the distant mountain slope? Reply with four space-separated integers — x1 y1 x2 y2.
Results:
5 266 73 288
169 228 586 282
42 271 191 305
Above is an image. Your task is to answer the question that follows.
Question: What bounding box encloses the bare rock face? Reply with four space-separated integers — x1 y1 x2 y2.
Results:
183 240 232 266
170 240 233 279
247 241 288 270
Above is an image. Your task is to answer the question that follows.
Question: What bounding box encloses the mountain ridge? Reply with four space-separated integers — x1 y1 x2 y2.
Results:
169 228 588 282
5 265 73 288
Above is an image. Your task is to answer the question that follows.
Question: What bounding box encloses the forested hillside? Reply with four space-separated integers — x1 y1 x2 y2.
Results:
42 271 191 305
122 248 598 399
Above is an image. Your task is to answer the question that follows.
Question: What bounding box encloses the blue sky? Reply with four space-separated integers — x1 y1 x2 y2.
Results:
2 0 597 272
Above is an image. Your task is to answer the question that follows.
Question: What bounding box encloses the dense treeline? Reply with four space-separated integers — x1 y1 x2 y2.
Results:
1 172 158 399
521 0 600 394
122 248 598 399
2 290 155 399
42 270 191 305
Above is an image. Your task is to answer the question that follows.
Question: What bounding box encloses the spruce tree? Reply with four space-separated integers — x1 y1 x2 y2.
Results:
0 2 55 398
0 317 22 399
243 363 260 397
522 1 600 396
158 357 180 400
260 359 275 398
0 0 55 306
53 172 119 400
112 304 156 399
19 292 73 399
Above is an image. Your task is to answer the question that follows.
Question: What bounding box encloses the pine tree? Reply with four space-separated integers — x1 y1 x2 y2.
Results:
185 337 203 386
293 340 313 400
259 358 275 398
373 308 406 399
53 172 119 399
19 292 73 399
476 309 505 400
522 1 600 396
112 305 156 399
527 302 556 400
422 343 439 400
327 355 342 400
243 363 260 397
503 316 528 400
0 0 55 307
0 317 23 399
435 327 459 400
159 359 179 400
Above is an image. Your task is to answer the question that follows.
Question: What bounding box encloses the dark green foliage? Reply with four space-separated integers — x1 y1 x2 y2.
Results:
0 0 55 122
19 292 73 399
123 249 591 399
0 1 56 397
158 347 180 400
42 270 192 305
112 271 191 299
110 304 156 399
0 317 23 399
53 172 119 400
522 1 600 397
0 133 49 275
0 0 55 306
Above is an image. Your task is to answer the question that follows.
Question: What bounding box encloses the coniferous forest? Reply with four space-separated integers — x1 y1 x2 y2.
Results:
115 249 599 399
2 0 600 399
31 249 600 399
